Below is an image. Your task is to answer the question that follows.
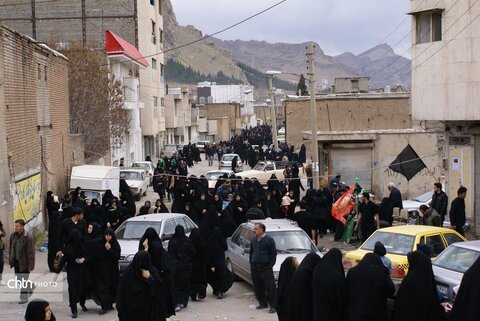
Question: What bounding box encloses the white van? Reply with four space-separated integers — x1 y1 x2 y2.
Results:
70 165 120 204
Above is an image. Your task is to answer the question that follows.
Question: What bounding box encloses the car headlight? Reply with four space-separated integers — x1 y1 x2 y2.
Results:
125 254 135 262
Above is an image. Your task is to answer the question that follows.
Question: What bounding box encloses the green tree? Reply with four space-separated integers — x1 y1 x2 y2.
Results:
297 74 308 95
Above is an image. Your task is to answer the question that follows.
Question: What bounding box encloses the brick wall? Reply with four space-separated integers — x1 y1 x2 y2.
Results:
1 26 72 229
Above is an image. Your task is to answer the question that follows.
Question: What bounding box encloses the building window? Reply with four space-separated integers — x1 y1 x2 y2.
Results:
159 29 163 43
161 98 165 107
150 0 155 6
44 65 47 81
416 11 442 44
159 0 163 15
160 63 164 76
152 58 157 69
38 64 42 80
153 96 158 118
151 20 156 44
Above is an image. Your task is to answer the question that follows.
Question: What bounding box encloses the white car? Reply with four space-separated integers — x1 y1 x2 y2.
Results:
219 153 243 172
162 144 178 158
237 160 304 185
226 219 321 284
132 161 155 186
116 213 197 274
402 190 433 215
205 169 235 190
120 168 149 201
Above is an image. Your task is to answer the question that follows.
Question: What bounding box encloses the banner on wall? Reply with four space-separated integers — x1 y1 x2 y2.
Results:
12 173 42 222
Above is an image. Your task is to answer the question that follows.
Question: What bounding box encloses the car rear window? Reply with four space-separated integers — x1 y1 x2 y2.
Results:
433 246 480 273
361 231 415 255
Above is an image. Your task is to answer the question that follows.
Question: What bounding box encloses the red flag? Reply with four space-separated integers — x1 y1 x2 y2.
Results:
331 185 356 225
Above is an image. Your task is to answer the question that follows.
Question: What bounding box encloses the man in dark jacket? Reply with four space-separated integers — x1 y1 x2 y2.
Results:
387 182 403 210
9 219 35 303
249 223 277 314
449 186 467 236
430 182 448 226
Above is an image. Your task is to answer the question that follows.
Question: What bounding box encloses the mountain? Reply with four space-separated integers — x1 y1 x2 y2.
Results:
163 0 411 90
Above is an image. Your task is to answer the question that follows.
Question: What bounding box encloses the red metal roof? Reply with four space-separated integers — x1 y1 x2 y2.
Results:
105 30 149 68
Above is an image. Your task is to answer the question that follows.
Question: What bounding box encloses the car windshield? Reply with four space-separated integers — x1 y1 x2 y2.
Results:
206 172 226 180
164 146 176 151
116 222 161 239
433 245 480 273
253 163 266 170
120 171 141 180
269 230 316 253
361 231 415 255
223 155 236 161
414 191 433 202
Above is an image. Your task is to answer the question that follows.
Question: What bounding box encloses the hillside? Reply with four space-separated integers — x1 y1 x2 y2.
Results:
163 0 411 90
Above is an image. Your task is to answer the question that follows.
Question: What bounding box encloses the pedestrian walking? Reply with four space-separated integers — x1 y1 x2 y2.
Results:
387 182 403 210
249 222 277 313
283 252 320 321
313 248 346 321
189 228 207 301
168 225 196 312
206 227 230 299
116 251 166 321
449 186 467 236
394 251 443 321
9 219 35 304
430 182 448 226
276 257 298 321
355 192 380 243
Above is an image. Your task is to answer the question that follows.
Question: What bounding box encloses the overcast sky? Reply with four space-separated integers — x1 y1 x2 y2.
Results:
170 0 412 57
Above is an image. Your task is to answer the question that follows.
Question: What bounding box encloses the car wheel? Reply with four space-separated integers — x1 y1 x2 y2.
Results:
143 189 147 196
226 258 240 281
136 192 141 201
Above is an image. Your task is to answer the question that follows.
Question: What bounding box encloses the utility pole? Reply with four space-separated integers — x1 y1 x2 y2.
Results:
267 72 280 151
308 42 319 189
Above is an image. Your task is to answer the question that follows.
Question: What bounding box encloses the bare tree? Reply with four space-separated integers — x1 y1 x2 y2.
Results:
58 43 129 160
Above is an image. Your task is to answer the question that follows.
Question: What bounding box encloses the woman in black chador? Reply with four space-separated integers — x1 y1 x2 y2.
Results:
206 227 230 299
450 255 480 321
283 252 320 321
313 248 347 321
93 228 120 314
346 253 395 321
276 256 298 321
116 251 166 321
168 225 196 311
139 227 176 319
394 250 443 321
188 228 207 301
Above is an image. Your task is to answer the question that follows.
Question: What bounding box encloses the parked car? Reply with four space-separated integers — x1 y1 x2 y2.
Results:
219 153 243 172
343 225 466 280
402 190 433 215
432 240 480 302
116 213 197 273
205 169 235 190
161 144 178 158
237 160 304 185
132 161 155 186
119 168 149 201
196 140 211 153
225 219 321 284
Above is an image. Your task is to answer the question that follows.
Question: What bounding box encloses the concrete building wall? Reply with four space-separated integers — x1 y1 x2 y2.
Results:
285 93 411 152
410 0 480 121
334 77 370 93
0 26 72 235
205 103 242 132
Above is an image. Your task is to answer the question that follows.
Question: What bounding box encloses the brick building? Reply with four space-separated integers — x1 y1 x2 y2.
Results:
0 0 166 159
0 25 72 235
198 103 242 142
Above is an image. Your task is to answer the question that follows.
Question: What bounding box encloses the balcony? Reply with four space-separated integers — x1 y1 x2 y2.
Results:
123 77 140 102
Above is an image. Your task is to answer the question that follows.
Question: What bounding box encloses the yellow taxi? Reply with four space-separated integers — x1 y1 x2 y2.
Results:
343 225 466 279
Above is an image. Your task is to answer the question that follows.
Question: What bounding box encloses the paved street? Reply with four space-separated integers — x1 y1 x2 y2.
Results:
1 156 357 320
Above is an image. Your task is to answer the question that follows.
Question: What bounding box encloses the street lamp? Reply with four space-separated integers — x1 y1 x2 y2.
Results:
266 70 281 151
